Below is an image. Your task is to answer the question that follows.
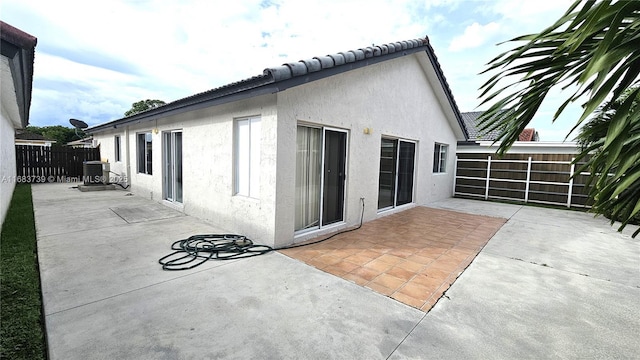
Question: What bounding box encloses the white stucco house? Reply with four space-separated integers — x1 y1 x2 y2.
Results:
88 37 469 247
1 21 37 225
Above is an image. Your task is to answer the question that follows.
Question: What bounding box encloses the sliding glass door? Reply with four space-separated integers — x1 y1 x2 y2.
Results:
163 130 183 203
378 138 415 210
396 141 415 205
378 138 397 209
322 130 347 225
295 127 322 230
295 126 347 232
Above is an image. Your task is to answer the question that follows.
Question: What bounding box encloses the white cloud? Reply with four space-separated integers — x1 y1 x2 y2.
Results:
448 22 500 52
2 0 584 139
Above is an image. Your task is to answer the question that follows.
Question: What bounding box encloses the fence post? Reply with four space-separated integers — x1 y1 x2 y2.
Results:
453 155 458 197
485 155 492 200
567 158 575 208
524 156 532 203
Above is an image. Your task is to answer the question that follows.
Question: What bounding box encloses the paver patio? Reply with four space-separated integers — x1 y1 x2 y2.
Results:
280 207 506 311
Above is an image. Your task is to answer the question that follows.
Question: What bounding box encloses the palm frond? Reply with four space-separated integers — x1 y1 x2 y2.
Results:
478 0 640 236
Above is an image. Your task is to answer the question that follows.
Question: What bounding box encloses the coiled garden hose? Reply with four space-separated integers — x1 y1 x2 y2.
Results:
159 198 365 270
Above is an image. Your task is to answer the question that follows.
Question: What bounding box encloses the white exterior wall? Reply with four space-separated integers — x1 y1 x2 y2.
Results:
93 94 280 245
1 54 21 226
1 106 17 225
92 129 128 182
273 53 461 247
93 53 463 248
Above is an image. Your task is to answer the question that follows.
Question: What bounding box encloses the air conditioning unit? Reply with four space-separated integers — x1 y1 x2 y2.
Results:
83 161 109 185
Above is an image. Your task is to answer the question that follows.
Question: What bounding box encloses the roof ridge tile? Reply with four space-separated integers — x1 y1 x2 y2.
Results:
89 35 467 140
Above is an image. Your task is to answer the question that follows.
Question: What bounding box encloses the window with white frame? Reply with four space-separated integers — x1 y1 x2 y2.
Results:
235 117 261 198
137 132 152 175
433 143 448 173
114 135 121 162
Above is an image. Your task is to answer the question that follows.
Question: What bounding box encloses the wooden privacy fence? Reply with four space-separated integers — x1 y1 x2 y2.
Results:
454 153 592 208
15 145 101 182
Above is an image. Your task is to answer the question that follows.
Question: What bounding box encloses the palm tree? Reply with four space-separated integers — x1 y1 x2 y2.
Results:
477 0 640 236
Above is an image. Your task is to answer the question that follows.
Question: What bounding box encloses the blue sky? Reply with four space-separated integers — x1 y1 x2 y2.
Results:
2 0 580 141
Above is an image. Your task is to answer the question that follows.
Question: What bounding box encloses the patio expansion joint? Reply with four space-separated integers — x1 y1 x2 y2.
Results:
110 207 132 223
481 252 637 287
44 261 239 317
384 311 428 360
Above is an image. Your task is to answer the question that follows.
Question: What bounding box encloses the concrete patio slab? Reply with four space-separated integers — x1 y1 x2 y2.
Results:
429 197 523 219
37 214 232 314
110 203 185 223
391 200 640 359
32 184 424 359
45 253 423 359
390 252 640 359
484 205 640 287
31 183 640 359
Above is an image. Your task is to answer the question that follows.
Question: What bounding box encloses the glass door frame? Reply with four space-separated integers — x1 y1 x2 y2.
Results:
163 130 183 204
377 137 417 212
295 124 349 235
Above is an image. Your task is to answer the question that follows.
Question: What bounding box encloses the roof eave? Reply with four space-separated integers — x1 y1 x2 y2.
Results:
87 76 276 133
88 39 435 134
1 22 37 128
422 41 469 140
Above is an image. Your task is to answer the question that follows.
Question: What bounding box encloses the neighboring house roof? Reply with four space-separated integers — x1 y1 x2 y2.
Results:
461 111 502 141
518 128 539 142
1 21 37 128
67 137 94 147
88 37 469 139
461 111 538 142
15 130 55 142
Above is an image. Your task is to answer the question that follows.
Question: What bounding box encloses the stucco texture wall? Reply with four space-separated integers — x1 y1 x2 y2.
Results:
92 131 127 181
1 106 17 225
93 94 280 246
92 52 463 248
274 53 461 246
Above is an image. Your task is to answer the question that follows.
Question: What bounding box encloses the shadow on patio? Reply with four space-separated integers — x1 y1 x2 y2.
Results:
279 206 506 311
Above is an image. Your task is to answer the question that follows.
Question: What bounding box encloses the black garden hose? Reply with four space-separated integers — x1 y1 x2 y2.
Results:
159 198 365 271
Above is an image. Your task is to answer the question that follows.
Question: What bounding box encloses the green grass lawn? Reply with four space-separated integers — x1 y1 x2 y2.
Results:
1 184 47 359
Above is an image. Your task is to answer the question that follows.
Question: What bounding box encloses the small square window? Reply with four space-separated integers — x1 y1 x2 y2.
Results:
433 143 448 173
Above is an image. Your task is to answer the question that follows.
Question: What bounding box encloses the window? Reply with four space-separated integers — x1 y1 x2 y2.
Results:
114 135 121 162
235 117 261 197
378 138 416 210
137 132 152 175
433 143 448 173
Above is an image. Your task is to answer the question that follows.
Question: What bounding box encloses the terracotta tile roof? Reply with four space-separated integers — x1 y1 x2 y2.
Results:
518 128 538 141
